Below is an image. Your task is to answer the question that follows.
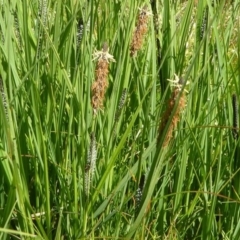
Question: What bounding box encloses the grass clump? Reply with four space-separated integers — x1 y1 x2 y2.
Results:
0 0 240 239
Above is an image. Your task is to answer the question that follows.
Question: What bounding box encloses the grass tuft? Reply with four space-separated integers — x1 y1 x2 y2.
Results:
0 0 240 239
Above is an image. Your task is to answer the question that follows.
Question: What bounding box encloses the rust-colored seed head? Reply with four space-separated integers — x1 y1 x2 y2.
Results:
91 59 109 111
157 77 186 147
91 43 115 114
130 6 150 57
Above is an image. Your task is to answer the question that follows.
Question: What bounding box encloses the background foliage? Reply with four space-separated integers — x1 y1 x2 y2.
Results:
0 0 240 239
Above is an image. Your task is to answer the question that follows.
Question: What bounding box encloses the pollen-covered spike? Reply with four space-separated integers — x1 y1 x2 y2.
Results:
135 188 142 214
39 0 48 26
115 88 127 122
135 175 145 218
199 6 208 41
77 18 84 45
113 88 128 137
0 78 8 120
37 0 48 60
84 132 97 197
232 94 239 140
76 18 90 46
14 11 21 48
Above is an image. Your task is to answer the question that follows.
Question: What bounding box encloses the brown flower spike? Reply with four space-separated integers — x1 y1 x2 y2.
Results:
91 42 115 114
157 75 187 147
130 5 151 57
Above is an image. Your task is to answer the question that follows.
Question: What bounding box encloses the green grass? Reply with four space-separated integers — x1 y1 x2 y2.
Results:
0 0 240 239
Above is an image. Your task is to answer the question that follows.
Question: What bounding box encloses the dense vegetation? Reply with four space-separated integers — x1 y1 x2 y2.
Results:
0 0 240 239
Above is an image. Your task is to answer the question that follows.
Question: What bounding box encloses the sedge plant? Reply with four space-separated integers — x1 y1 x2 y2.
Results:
0 0 240 239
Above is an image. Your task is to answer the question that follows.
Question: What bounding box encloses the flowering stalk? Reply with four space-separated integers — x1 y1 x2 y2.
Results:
135 174 145 217
77 19 84 46
38 0 47 27
77 18 90 46
91 42 115 114
130 5 151 57
37 0 48 60
112 88 128 137
115 88 127 121
232 94 239 140
14 12 21 48
157 75 186 147
84 132 97 197
0 78 8 120
199 6 208 41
